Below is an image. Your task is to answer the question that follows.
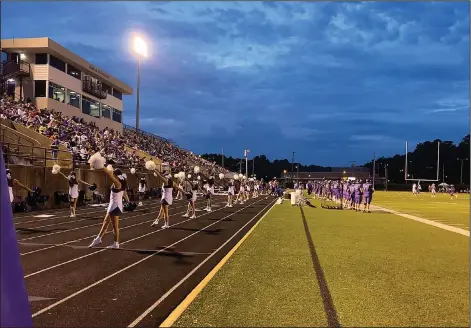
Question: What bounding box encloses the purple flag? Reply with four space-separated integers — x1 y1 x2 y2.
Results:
0 149 33 327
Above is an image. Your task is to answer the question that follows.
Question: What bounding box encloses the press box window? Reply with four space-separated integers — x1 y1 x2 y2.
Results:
48 82 66 103
67 90 81 109
35 53 48 65
67 64 81 80
49 55 66 72
34 80 47 97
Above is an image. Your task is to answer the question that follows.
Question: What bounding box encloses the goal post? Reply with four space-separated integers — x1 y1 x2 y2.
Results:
404 140 440 182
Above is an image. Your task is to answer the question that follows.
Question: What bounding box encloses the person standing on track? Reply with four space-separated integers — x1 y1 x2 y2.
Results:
183 175 200 219
89 168 129 249
58 171 92 217
138 176 147 207
151 171 184 229
6 169 32 203
204 177 215 212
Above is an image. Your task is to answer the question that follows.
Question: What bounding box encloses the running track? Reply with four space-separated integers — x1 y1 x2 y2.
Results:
14 195 276 327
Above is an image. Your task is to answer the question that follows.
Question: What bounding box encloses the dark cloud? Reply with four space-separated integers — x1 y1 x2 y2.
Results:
3 1 469 165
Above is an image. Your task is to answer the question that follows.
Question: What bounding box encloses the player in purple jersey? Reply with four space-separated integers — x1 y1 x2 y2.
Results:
353 180 362 211
362 179 374 213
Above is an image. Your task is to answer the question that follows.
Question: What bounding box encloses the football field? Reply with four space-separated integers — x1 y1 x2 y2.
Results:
173 191 470 327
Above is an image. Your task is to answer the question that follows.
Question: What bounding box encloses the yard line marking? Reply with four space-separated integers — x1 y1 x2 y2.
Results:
24 199 233 277
154 199 276 328
372 205 470 237
33 214 55 218
31 197 269 318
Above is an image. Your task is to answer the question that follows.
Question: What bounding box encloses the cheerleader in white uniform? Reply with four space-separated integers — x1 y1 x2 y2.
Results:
138 176 147 206
204 177 215 212
89 168 129 249
175 180 184 201
151 171 184 228
58 171 92 217
6 169 32 203
183 177 200 219
236 181 245 204
253 181 259 198
226 179 235 207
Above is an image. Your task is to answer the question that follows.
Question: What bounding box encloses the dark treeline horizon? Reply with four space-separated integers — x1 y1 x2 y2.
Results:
201 134 470 185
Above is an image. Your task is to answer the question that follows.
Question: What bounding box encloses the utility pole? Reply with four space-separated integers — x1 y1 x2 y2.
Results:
291 152 295 182
458 158 468 184
442 164 445 182
244 149 250 179
385 164 388 191
372 152 376 186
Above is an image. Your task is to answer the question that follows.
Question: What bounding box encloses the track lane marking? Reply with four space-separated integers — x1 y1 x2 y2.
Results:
31 197 270 318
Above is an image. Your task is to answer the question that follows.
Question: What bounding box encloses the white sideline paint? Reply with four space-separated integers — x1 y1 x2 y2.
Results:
33 214 55 218
31 197 269 318
373 205 470 237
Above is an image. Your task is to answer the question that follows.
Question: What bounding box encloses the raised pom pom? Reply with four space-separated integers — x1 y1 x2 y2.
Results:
242 175 247 180
88 152 105 170
197 176 201 181
130 168 136 174
219 173 225 179
194 166 200 174
238 173 243 179
187 174 192 179
106 164 113 172
233 174 239 180
53 164 61 173
145 160 156 171
178 171 186 180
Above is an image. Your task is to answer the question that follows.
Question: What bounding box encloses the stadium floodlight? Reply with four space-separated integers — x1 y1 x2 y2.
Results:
132 36 149 131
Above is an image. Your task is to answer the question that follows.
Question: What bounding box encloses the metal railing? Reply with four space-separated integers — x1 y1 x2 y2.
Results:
1 60 31 78
82 79 107 99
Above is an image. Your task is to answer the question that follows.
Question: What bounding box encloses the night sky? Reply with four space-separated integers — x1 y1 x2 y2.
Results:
2 1 469 166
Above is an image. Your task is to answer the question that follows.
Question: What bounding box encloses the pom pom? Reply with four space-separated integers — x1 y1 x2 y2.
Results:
145 160 156 171
187 174 192 179
88 152 105 170
106 164 113 172
242 175 247 180
51 168 58 175
130 168 136 174
174 174 179 178
194 166 200 174
238 173 243 178
219 173 225 179
178 171 186 180
53 164 61 173
197 176 201 181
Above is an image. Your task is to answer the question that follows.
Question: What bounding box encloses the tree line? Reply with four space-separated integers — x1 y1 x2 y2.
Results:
201 134 469 185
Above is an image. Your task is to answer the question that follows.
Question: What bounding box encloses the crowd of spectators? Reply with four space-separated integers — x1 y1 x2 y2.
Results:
1 96 230 179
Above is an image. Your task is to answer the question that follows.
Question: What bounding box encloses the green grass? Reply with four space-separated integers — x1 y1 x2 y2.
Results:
175 195 470 327
373 191 470 229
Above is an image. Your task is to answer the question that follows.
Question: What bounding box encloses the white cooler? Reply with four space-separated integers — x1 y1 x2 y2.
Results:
290 192 298 205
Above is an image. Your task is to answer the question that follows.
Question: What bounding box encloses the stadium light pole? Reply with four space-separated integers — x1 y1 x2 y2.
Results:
133 36 148 131
244 149 250 179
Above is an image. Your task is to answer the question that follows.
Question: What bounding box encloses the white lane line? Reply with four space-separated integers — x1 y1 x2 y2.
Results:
20 199 221 256
31 197 269 318
372 205 470 237
33 214 55 218
17 202 159 229
17 198 205 242
14 200 164 225
24 199 232 277
129 199 276 327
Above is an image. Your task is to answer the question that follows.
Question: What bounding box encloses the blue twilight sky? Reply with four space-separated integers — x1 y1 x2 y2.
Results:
2 1 469 166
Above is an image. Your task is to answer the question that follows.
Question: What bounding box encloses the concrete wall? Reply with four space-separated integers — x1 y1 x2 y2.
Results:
8 165 164 209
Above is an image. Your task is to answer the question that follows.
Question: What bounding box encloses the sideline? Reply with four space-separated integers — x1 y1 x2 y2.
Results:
154 199 277 327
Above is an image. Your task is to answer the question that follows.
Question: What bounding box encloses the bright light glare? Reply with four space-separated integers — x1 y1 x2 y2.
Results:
134 37 148 57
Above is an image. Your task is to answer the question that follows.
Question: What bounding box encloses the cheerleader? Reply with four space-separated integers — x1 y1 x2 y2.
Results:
204 177 215 212
138 176 147 206
226 179 235 207
89 168 129 249
175 179 184 201
151 171 184 228
253 180 259 198
237 180 246 204
58 171 92 217
183 176 200 219
6 169 32 203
